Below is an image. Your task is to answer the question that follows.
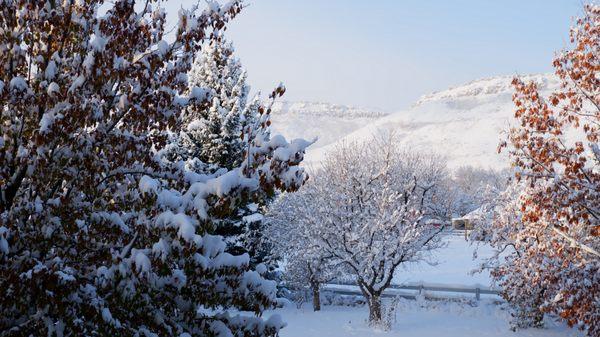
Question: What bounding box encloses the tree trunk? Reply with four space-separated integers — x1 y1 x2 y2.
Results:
0 166 26 212
367 294 382 324
311 282 321 311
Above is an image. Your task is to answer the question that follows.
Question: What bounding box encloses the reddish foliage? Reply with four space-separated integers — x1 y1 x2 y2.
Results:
499 4 600 335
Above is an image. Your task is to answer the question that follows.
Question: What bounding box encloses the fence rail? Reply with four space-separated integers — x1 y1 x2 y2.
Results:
323 282 501 301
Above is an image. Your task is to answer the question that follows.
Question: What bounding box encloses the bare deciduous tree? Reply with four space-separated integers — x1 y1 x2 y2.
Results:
269 136 446 326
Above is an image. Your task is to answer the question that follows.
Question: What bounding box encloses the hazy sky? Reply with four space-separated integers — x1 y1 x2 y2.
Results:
169 1 582 112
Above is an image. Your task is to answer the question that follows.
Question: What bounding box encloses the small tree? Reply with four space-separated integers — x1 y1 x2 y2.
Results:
265 189 341 311
495 4 600 335
451 166 509 217
282 136 446 326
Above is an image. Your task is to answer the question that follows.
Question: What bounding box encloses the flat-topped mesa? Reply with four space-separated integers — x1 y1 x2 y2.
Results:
272 101 388 119
414 73 559 107
270 101 387 151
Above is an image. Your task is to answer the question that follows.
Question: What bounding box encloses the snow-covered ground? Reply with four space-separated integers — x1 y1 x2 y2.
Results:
265 232 577 336
267 300 583 337
394 232 493 287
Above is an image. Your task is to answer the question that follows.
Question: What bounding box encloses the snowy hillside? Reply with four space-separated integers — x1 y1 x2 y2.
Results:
270 101 388 153
305 74 560 169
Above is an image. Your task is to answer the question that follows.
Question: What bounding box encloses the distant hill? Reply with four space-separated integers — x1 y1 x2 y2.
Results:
270 101 388 152
302 74 560 169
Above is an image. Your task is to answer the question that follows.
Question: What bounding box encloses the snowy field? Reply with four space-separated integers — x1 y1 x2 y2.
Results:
267 300 583 337
393 232 494 287
262 232 586 337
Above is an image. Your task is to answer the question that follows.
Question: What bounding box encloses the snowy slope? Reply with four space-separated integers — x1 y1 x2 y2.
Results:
270 101 388 153
305 74 560 169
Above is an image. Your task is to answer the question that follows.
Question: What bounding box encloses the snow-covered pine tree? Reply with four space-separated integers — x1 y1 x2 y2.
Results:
181 37 250 171
0 1 310 336
170 36 282 267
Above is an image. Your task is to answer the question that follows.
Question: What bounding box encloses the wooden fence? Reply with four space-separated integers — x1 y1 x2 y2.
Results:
323 282 501 301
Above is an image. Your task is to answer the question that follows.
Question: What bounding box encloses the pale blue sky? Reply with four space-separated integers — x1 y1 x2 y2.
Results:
169 1 583 111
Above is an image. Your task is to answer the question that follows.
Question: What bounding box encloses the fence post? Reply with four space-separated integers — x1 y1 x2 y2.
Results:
475 287 480 301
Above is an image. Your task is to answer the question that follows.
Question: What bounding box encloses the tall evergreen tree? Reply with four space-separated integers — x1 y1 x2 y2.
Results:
169 36 299 267
181 37 251 171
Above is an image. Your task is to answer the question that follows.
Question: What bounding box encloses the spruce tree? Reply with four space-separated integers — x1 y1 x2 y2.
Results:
182 38 250 171
170 36 292 268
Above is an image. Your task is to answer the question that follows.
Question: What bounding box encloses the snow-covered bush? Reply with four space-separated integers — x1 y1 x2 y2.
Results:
0 1 309 336
379 296 403 331
470 182 546 330
320 291 366 307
